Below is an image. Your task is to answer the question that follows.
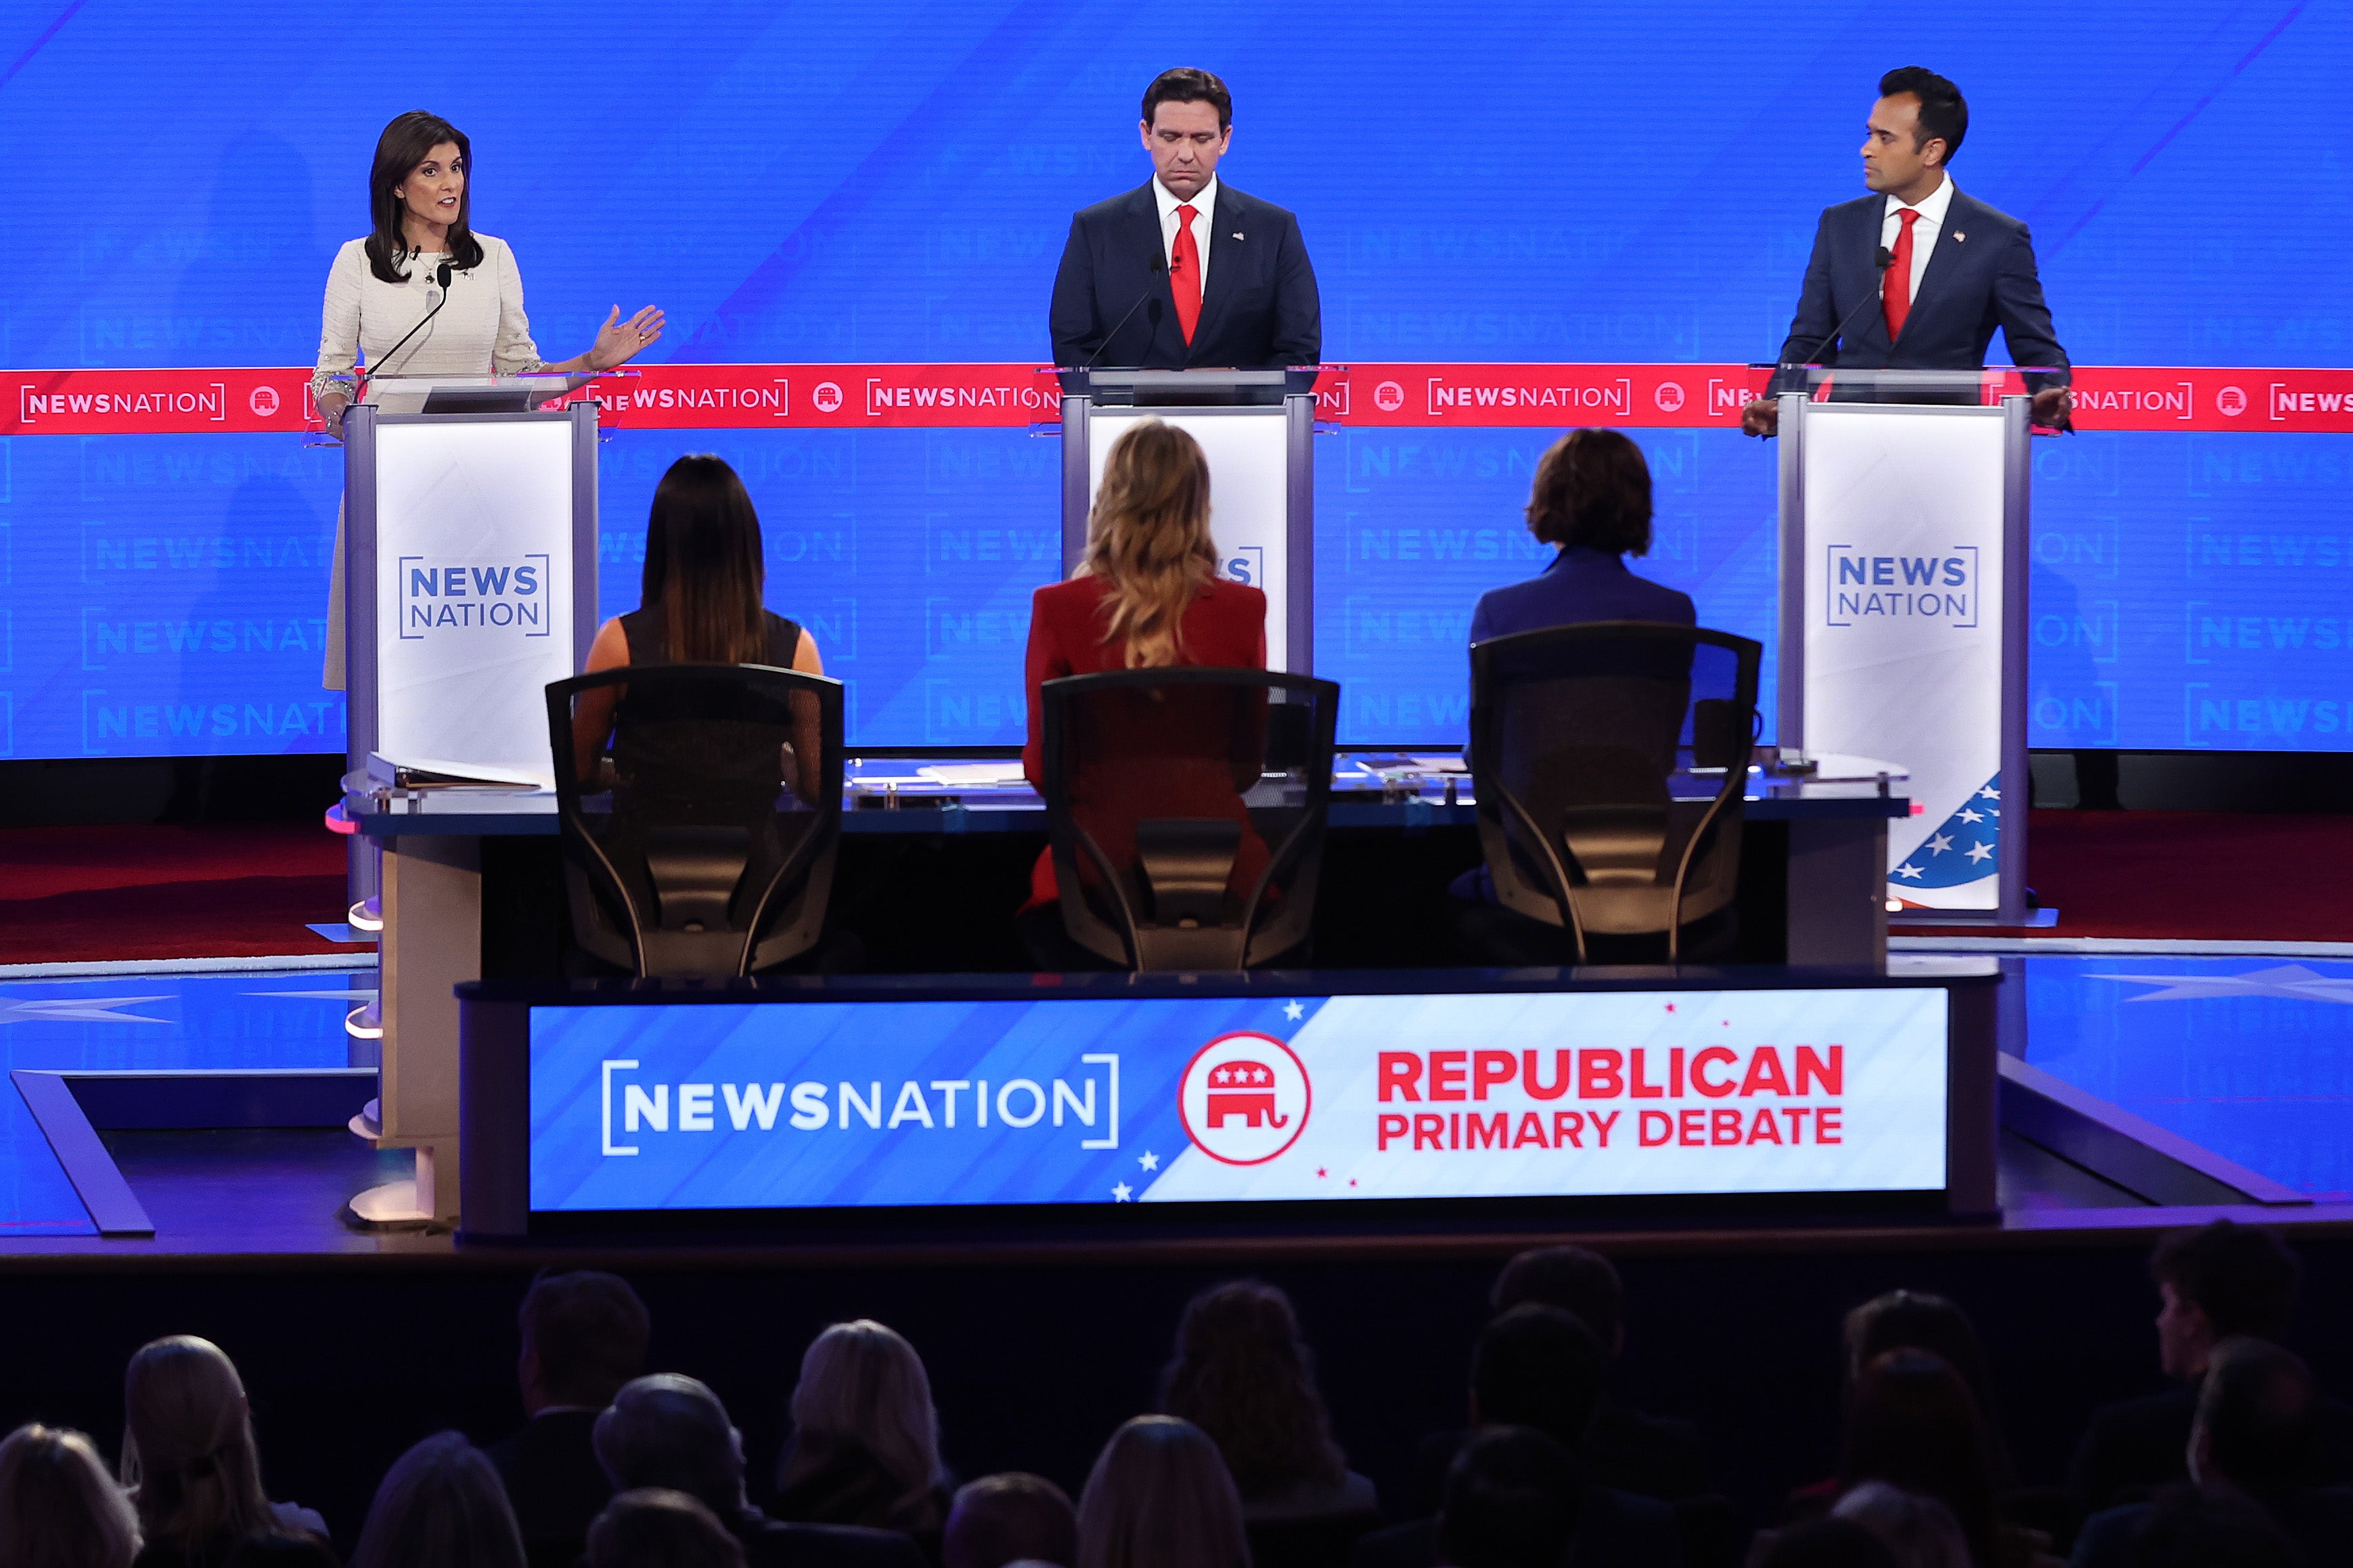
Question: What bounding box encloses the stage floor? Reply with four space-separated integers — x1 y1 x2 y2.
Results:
0 953 2347 1255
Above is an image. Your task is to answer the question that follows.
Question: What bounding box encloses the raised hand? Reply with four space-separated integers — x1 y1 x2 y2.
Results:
587 305 666 371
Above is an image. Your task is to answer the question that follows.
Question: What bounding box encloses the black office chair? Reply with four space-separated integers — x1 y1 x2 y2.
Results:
1037 667 1339 971
545 663 844 978
1466 621 1762 963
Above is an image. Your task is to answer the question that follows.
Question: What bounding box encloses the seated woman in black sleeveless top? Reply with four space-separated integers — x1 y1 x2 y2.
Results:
571 454 825 800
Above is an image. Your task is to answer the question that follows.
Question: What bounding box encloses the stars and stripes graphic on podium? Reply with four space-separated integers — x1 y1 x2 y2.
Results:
1894 775 2002 892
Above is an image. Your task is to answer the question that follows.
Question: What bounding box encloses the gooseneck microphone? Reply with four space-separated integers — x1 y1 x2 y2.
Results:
1083 251 1167 369
1785 246 1898 371
362 261 455 388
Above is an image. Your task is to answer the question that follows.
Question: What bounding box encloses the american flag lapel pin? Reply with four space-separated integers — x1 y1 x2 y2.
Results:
1953 231 1966 242
1232 231 1244 241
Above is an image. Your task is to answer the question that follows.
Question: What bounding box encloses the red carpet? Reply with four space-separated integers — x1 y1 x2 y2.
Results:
1906 809 2353 942
3 813 2350 964
0 824 365 965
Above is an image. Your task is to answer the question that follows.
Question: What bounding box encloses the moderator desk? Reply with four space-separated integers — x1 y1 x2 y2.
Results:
344 753 1911 1222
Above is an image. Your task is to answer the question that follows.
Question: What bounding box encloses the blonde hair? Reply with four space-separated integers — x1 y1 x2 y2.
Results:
0 1424 140 1568
777 1321 945 1529
120 1337 275 1555
1080 420 1219 669
1075 1417 1248 1568
349 1431 524 1568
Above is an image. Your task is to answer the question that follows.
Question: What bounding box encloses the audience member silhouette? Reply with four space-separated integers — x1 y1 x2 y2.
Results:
2072 1339 2353 1568
596 1374 924 1568
1432 1428 1580 1568
2071 1221 2353 1519
1832 1349 2058 1568
1830 1482 1972 1568
772 1322 954 1553
1484 1246 1710 1502
346 1431 524 1568
120 1337 326 1568
2092 1483 2300 1568
1355 1305 1681 1568
218 1534 340 1568
487 1270 652 1568
1158 1280 1376 1522
0 1422 141 1568
586 1488 750 1568
1074 1416 1249 1568
942 1474 1077 1568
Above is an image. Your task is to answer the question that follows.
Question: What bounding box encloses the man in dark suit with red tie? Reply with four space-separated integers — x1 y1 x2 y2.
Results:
1049 68 1321 370
1743 67 2072 436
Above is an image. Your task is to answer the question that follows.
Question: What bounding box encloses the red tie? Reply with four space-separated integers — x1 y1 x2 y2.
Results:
1883 207 1921 342
1171 203 1203 345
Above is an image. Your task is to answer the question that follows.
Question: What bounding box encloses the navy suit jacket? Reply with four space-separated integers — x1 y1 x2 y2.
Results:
1772 186 2069 400
1049 181 1320 369
1468 548 1697 645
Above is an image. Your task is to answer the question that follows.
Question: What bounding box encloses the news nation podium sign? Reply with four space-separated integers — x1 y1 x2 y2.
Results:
453 968 2004 1234
1776 374 2032 920
344 378 600 785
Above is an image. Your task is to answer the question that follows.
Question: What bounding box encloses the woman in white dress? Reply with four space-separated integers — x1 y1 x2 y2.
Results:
316 110 663 688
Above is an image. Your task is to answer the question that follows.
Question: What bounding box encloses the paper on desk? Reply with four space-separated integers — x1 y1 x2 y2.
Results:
375 753 554 790
916 763 1030 786
1407 756 1471 773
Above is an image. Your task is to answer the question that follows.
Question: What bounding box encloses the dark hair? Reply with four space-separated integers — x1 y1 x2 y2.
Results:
365 112 486 286
2151 1221 2301 1341
1524 430 1653 556
1877 68 1967 164
1469 1305 1608 1451
222 1533 342 1568
1754 1519 1900 1568
2199 1338 2316 1489
587 1489 747 1568
348 1432 524 1568
1437 1428 1581 1568
520 1270 652 1410
1835 1350 1999 1568
1843 1291 2009 1483
1490 1247 1623 1352
945 1473 1078 1568
1158 1280 1347 1500
2126 1483 2300 1568
642 456 770 666
1141 69 1232 130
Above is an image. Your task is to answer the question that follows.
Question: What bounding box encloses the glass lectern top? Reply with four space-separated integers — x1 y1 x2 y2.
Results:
351 371 602 416
1053 366 1324 405
1757 365 2064 407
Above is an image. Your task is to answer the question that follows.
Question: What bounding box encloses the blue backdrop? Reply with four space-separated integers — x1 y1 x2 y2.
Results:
1 1 2346 757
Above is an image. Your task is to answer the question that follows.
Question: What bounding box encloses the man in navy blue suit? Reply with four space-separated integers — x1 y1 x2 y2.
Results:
1048 68 1320 369
1743 67 2072 436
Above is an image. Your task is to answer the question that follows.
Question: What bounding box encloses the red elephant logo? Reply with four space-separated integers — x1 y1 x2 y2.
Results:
1205 1060 1288 1129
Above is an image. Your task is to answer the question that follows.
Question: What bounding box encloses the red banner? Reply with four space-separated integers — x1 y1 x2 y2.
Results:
6 361 2351 437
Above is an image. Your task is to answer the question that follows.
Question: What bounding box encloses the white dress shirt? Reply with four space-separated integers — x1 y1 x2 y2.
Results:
1153 175 1218 294
1881 173 1954 301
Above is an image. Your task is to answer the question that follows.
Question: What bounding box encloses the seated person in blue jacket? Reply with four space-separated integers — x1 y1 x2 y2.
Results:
1454 430 1703 947
1466 428 1691 642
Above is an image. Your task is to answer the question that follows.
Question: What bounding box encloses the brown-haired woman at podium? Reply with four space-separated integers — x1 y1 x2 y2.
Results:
315 110 665 690
1017 419 1268 963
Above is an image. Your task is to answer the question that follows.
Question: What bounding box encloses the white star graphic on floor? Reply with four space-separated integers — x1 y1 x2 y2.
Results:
0 996 171 1026
1979 786 2000 800
1927 833 1954 855
1964 841 1994 864
1138 1150 1159 1171
1895 863 1925 880
1283 1000 1305 1021
1112 1182 1134 1202
1958 807 1986 824
2093 965 2353 1005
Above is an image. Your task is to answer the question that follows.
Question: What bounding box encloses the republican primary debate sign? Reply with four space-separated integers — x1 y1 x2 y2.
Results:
527 987 1950 1213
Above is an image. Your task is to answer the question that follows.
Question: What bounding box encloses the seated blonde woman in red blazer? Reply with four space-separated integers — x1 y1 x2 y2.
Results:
1021 419 1268 924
